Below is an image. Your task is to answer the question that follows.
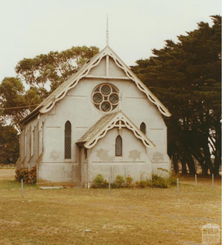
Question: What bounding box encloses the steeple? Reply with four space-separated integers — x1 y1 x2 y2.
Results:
106 14 109 46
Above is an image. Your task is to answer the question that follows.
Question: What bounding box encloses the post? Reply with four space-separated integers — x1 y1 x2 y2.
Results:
195 174 197 188
177 178 179 194
21 179 23 197
109 177 111 194
212 174 214 190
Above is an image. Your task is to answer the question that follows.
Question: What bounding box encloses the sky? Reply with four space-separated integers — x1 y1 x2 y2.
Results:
0 0 221 84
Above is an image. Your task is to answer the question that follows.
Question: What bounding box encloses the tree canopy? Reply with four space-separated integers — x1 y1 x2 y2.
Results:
131 15 221 175
15 46 99 93
0 45 99 163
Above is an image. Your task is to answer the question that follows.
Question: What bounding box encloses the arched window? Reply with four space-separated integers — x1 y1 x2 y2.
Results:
115 135 122 156
140 122 146 134
65 121 71 159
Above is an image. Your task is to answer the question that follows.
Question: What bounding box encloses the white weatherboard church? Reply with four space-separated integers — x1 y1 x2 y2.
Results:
17 30 171 187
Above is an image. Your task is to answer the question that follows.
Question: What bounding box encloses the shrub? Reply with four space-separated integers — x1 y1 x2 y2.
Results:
152 174 168 188
167 176 177 186
111 182 117 188
15 168 29 183
15 166 37 185
28 166 37 184
115 175 125 188
93 174 109 188
125 175 133 187
139 180 147 188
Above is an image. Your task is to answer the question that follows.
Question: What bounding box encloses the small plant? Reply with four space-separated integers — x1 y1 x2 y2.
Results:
110 182 117 188
115 175 125 188
103 180 109 188
125 175 133 187
167 175 177 186
93 174 109 188
139 180 147 188
152 174 168 188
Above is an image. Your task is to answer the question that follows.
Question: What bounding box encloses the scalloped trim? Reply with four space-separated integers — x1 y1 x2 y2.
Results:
40 47 171 117
84 112 155 149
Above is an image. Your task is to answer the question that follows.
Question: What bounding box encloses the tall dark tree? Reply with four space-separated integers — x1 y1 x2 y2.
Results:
132 15 221 175
0 122 19 164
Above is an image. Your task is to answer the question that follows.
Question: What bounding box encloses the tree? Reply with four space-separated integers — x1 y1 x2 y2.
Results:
15 45 99 93
0 123 19 164
0 45 99 164
131 15 221 175
0 77 41 132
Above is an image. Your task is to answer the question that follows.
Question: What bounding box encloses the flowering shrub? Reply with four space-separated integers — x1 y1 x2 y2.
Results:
28 166 37 184
15 166 37 185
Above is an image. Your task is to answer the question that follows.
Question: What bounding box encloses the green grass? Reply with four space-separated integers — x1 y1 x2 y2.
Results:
0 169 221 245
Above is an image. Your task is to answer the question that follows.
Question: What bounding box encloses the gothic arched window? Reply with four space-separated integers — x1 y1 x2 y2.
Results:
140 122 146 135
65 121 71 159
115 135 122 156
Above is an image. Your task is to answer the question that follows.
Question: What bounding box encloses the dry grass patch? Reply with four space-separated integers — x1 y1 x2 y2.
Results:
0 169 221 245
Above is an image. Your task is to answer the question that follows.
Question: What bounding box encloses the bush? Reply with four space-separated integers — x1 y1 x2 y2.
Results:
152 174 168 188
28 166 37 184
15 168 29 183
111 182 117 188
167 176 177 186
115 175 125 188
125 175 133 187
139 180 147 188
15 166 37 185
93 174 109 188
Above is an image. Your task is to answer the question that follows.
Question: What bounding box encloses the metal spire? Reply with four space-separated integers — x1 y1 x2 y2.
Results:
106 14 109 46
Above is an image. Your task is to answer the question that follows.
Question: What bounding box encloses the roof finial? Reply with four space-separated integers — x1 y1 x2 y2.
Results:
106 14 109 46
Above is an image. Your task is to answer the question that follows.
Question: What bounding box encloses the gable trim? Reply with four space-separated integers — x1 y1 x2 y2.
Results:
37 46 171 117
81 111 155 149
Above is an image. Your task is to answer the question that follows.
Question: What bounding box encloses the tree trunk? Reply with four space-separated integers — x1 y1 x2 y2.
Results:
173 153 179 174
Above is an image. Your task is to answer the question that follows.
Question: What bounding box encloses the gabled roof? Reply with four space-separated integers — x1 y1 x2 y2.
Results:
77 111 155 149
21 45 171 125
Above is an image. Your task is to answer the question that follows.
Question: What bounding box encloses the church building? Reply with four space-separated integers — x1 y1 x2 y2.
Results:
17 37 171 187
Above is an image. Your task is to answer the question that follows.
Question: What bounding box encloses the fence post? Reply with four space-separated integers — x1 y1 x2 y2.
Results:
21 179 23 197
195 174 197 188
212 174 214 190
177 178 179 194
109 177 111 194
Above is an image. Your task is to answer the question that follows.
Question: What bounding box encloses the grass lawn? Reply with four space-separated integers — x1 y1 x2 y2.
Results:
0 169 221 245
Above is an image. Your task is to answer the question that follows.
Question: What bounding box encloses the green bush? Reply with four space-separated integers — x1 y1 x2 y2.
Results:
111 182 117 188
139 180 147 188
167 176 177 186
152 174 168 188
115 175 125 188
93 174 109 188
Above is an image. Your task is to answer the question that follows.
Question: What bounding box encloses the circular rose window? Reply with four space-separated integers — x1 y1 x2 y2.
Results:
92 84 119 112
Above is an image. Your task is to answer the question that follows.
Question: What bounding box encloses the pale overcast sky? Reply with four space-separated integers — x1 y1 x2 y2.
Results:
0 0 221 83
